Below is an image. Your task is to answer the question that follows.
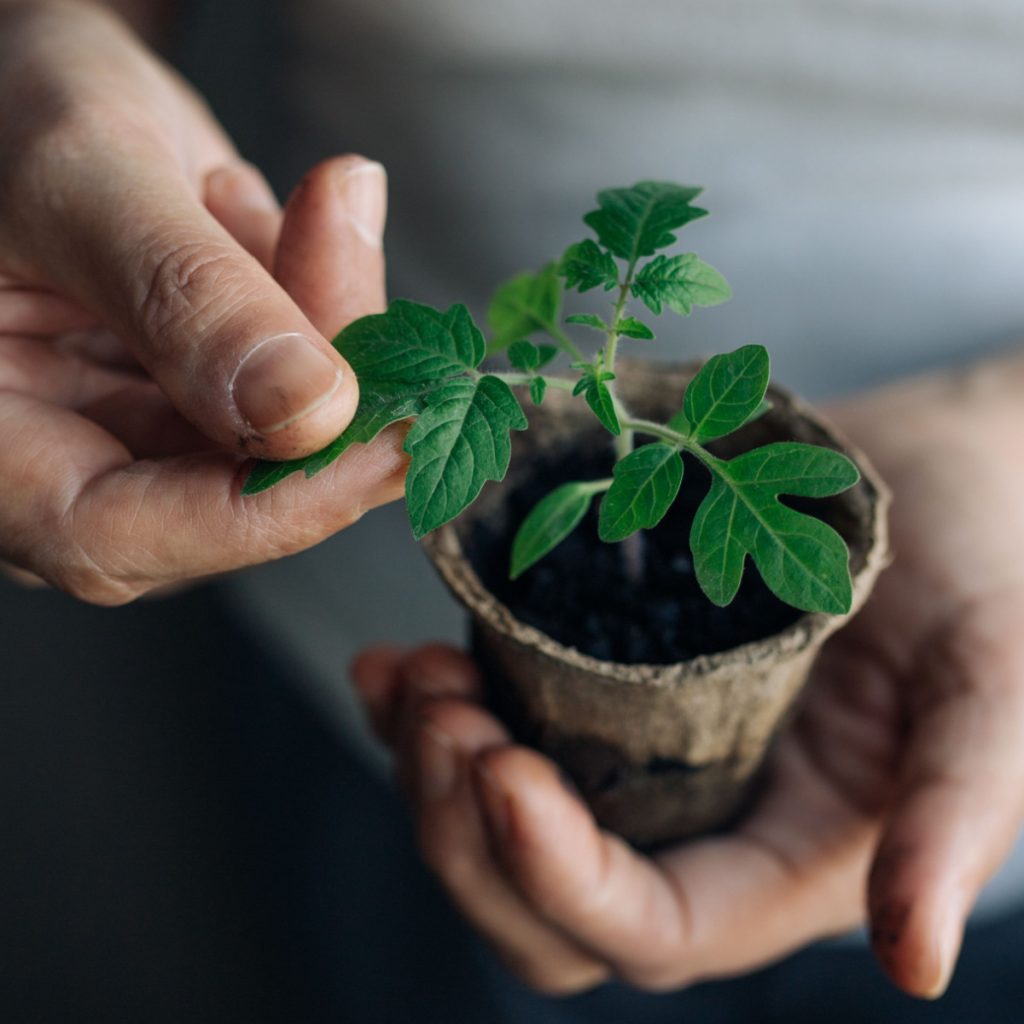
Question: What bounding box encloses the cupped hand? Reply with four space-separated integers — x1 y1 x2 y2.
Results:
351 353 1024 998
0 2 404 602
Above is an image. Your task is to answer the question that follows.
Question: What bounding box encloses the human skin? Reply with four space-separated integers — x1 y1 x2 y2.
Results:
0 0 406 602
352 350 1024 999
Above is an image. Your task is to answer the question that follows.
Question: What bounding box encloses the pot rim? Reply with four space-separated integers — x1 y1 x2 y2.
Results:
422 365 892 688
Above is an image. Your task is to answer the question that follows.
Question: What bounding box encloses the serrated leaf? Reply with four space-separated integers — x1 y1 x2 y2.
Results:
559 240 619 293
342 299 485 380
617 316 654 340
565 313 607 332
632 253 732 317
583 181 707 262
487 263 562 353
683 344 771 442
598 444 683 542
243 300 484 493
508 340 557 372
690 443 860 613
404 375 527 538
510 481 600 579
530 377 547 405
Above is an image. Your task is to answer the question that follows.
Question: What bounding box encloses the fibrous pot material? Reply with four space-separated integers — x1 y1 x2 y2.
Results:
423 361 890 848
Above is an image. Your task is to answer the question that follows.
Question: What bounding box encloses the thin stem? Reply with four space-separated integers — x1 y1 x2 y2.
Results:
621 416 726 473
604 258 639 376
489 371 576 391
620 417 687 447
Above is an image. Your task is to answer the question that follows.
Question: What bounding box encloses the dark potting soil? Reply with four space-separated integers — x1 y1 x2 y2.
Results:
468 446 806 665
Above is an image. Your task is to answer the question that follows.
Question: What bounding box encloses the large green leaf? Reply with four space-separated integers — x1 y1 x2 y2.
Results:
583 181 707 263
404 375 527 538
683 345 771 442
559 240 618 293
343 299 484 380
243 299 486 494
487 263 562 353
632 253 731 316
509 481 601 579
690 443 860 613
598 444 684 542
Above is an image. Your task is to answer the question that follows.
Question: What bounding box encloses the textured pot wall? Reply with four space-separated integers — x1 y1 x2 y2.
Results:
424 362 890 848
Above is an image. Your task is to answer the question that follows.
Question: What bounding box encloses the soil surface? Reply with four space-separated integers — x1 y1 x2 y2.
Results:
468 446 805 665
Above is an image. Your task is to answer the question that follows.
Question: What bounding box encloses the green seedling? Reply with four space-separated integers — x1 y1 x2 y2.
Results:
244 181 858 614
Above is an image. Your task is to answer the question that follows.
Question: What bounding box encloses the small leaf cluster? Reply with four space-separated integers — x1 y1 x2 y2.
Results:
243 182 859 615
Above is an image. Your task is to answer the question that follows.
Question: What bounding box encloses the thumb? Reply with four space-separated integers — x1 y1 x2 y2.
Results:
37 150 387 460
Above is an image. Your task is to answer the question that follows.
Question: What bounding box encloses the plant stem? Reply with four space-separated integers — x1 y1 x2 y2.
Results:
621 417 726 476
489 371 577 391
604 259 639 377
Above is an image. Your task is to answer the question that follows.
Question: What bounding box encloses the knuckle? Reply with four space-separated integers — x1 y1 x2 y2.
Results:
134 238 259 355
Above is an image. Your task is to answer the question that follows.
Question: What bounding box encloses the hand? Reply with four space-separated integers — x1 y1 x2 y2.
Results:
351 352 1024 998
0 2 404 602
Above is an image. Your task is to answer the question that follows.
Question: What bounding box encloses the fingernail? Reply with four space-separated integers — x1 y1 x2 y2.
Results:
924 913 962 999
232 332 343 434
477 762 511 839
419 722 458 801
339 161 387 249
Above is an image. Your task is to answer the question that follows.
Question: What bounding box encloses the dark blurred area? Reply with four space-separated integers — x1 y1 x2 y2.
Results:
4 577 1024 1021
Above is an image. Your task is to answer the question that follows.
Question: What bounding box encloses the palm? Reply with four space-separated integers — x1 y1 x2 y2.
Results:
360 356 1024 997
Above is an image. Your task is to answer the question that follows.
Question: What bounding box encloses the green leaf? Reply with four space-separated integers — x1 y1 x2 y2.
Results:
529 377 547 405
242 380 433 495
572 366 620 436
564 313 608 332
617 316 654 340
243 300 485 493
667 407 691 435
583 181 707 263
404 375 527 538
487 263 562 354
683 345 771 442
598 444 684 542
508 340 558 372
510 482 601 579
632 253 732 317
559 240 618 293
690 443 860 613
343 299 485 380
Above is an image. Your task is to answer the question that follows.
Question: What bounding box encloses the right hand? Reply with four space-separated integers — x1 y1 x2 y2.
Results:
0 1 405 603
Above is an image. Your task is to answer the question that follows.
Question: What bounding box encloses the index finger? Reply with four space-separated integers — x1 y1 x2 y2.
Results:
0 390 406 603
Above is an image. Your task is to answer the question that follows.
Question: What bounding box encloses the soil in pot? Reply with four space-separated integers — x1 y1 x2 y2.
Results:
467 442 806 666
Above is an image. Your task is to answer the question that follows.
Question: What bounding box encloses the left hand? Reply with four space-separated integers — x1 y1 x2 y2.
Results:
351 352 1024 998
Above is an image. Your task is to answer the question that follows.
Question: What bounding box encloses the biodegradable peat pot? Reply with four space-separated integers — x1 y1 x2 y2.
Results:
423 361 890 848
